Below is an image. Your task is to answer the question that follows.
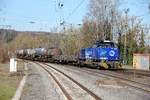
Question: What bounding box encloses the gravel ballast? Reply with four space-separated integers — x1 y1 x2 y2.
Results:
21 62 66 100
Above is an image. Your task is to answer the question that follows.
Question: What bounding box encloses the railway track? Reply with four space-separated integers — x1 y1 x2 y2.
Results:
35 62 102 100
116 69 150 77
46 63 150 94
84 68 150 93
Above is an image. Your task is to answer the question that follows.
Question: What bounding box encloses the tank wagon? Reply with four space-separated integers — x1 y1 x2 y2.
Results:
16 40 122 69
16 47 62 61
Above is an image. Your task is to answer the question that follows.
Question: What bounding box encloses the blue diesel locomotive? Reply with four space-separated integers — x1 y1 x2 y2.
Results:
79 40 121 69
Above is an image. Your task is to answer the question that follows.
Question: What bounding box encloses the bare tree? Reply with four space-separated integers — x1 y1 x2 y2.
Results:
87 0 120 40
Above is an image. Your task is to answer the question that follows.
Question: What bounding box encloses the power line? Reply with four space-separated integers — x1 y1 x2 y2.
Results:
66 0 86 20
136 12 150 18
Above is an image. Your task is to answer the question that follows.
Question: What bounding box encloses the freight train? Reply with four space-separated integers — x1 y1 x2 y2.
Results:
16 40 122 69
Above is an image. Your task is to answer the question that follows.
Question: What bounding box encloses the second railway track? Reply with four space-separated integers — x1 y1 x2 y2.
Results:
83 68 150 93
46 63 150 94
116 69 150 77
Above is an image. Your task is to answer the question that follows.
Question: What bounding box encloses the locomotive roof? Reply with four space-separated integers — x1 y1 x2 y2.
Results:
95 40 114 44
93 40 117 48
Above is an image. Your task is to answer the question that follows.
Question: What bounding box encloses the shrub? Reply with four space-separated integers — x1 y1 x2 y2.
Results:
0 47 9 63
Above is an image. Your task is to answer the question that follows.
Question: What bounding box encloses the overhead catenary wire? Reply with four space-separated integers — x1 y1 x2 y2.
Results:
136 12 150 18
65 0 86 21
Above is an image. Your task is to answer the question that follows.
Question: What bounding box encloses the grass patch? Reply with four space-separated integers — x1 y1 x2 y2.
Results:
0 62 24 100
0 83 16 100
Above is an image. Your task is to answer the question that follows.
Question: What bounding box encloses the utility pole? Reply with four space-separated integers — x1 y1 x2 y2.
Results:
123 8 129 65
58 0 65 31
57 0 67 54
111 10 114 41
